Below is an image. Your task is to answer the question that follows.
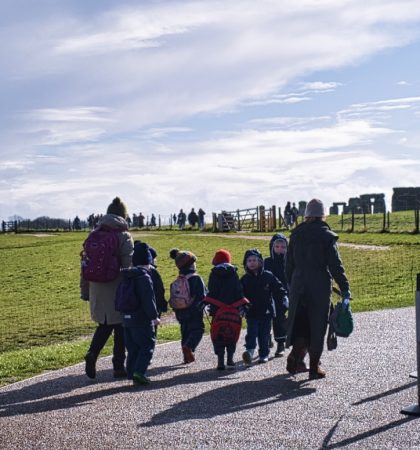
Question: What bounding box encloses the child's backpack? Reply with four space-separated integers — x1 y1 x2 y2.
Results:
115 277 139 313
169 274 197 310
81 226 120 282
205 297 249 345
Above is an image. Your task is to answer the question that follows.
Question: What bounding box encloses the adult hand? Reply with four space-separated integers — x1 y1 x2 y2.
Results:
282 296 289 309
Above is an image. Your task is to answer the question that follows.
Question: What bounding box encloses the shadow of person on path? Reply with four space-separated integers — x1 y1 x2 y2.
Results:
141 373 316 427
0 384 133 418
0 373 100 407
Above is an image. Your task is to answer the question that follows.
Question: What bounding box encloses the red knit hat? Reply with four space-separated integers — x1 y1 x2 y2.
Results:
212 249 232 265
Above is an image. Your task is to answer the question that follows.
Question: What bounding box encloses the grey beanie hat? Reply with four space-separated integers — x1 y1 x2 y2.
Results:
304 198 325 218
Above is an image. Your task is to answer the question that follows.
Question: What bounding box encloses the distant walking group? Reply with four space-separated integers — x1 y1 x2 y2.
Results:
80 197 351 387
175 208 206 230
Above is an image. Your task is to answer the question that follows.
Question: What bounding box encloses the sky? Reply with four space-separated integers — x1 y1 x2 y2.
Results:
1 0 420 222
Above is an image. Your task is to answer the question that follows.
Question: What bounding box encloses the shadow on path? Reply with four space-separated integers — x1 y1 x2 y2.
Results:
352 381 416 406
320 416 416 449
141 374 315 427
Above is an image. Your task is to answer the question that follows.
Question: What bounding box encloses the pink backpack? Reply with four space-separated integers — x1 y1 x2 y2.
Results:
169 274 197 310
82 227 120 282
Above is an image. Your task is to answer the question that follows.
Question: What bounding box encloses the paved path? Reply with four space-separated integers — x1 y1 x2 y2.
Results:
1 307 419 449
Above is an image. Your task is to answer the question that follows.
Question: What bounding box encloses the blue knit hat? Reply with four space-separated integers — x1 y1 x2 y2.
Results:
133 242 153 266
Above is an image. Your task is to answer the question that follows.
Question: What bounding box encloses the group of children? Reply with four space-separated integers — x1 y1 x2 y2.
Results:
119 234 290 387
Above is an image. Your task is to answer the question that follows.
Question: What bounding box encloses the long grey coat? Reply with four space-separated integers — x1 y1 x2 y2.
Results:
89 214 134 325
285 220 349 353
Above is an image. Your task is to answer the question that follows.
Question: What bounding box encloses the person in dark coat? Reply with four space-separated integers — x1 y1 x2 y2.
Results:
241 249 288 364
205 249 247 370
169 249 207 364
264 233 289 357
188 208 198 228
286 199 351 380
122 242 160 386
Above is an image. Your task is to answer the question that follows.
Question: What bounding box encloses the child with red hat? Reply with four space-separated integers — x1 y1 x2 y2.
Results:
205 249 248 370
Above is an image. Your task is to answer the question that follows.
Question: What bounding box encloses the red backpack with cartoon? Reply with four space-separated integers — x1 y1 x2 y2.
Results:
169 274 198 310
82 226 120 282
205 296 249 345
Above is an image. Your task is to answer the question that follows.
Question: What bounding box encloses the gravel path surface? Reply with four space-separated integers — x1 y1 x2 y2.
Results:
1 307 419 449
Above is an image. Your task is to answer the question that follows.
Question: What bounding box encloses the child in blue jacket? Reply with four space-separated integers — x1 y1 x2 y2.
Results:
264 233 289 357
169 248 207 364
122 242 160 386
241 248 288 364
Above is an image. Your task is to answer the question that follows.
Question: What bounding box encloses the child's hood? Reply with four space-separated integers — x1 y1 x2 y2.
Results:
243 249 264 275
121 266 149 280
212 263 238 278
269 233 288 259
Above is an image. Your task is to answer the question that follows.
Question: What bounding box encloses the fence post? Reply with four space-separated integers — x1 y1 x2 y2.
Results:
158 215 161 229
341 213 344 231
401 274 420 416
237 209 241 231
414 209 419 234
387 211 390 230
382 210 386 232
271 205 276 230
351 210 355 233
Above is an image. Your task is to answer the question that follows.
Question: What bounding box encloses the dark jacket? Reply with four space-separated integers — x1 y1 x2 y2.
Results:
206 263 244 312
240 265 287 320
207 263 244 305
285 220 350 351
264 233 288 292
174 268 207 321
121 267 159 327
149 266 168 314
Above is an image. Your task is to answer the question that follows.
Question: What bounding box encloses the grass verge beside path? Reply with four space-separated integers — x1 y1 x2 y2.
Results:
0 229 419 386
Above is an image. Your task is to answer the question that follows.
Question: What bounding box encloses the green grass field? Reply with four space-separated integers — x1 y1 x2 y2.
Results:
0 228 419 385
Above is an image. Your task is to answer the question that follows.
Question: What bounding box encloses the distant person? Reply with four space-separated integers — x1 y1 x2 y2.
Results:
150 214 156 227
72 216 81 231
286 199 351 379
240 249 287 365
188 208 198 228
284 201 292 228
198 208 206 229
121 242 160 386
264 233 289 357
138 213 145 228
291 203 299 226
177 209 186 230
82 197 134 379
169 249 207 364
205 249 248 370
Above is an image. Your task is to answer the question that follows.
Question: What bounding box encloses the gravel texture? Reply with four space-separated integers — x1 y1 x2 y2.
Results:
1 307 419 449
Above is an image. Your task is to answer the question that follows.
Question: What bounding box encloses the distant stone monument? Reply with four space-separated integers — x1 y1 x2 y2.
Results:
298 201 307 217
392 187 420 211
329 193 386 214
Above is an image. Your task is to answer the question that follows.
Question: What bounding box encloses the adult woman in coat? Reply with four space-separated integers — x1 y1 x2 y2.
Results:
84 197 134 379
286 199 350 379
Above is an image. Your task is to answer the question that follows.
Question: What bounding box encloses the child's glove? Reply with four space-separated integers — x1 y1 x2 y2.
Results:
282 296 289 309
151 318 161 327
239 304 250 317
195 300 206 312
